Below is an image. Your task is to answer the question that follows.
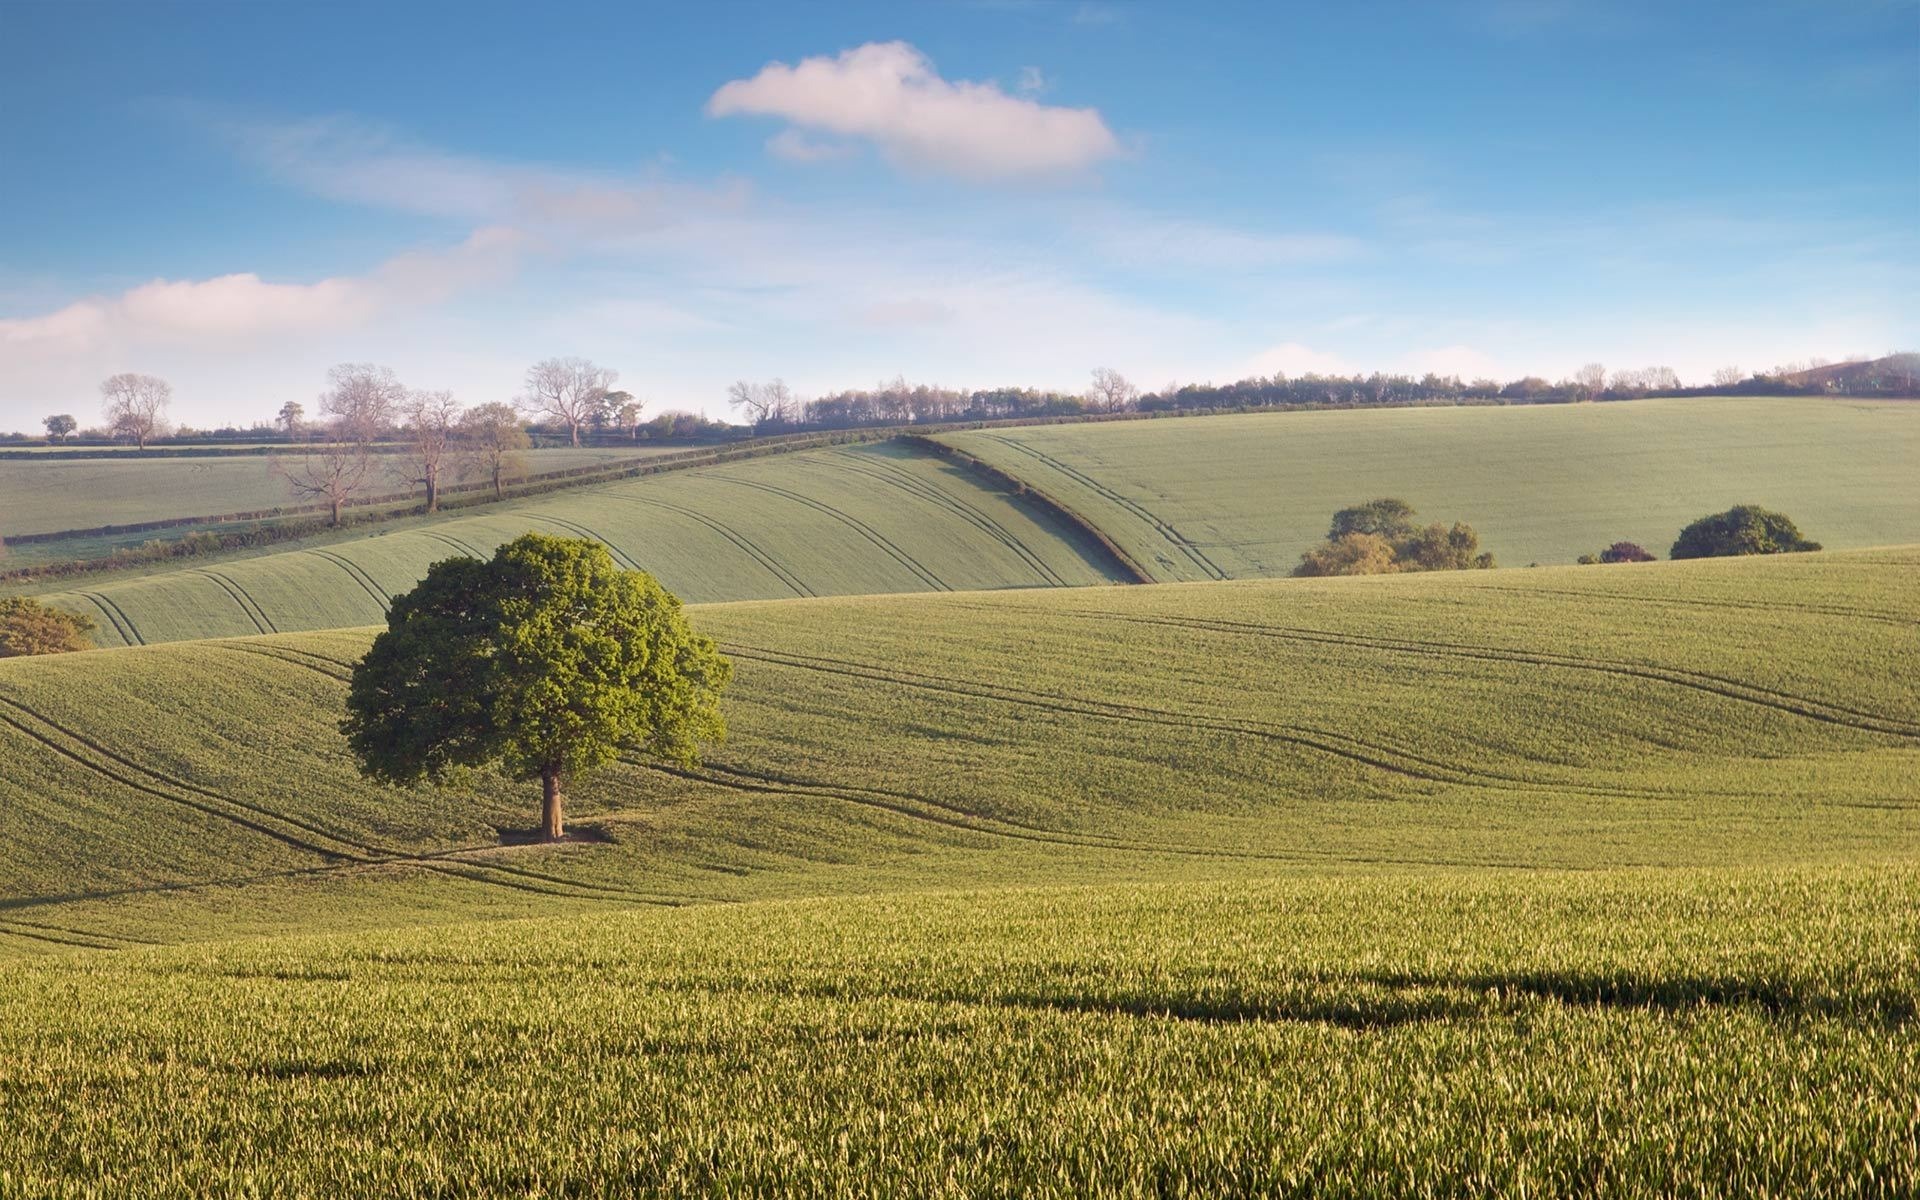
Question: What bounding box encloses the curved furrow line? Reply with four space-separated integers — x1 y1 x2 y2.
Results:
80 591 145 646
642 761 1514 871
714 477 950 591
193 570 271 635
208 569 278 633
0 916 155 947
308 549 391 611
976 434 1225 580
217 642 353 683
0 707 361 862
70 593 134 647
531 515 643 571
0 921 119 951
809 452 1066 586
716 642 1656 799
1459 583 1918 629
423 531 489 561
622 496 813 597
1068 609 1920 740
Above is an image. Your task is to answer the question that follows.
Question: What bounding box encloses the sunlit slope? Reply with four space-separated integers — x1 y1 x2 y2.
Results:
941 398 1920 580
1 548 1913 952
38 442 1123 647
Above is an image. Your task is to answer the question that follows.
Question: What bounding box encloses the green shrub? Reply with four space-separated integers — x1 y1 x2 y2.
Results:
1671 506 1820 559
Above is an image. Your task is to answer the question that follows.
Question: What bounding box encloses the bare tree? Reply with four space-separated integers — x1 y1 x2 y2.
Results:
399 390 463 512
278 401 305 436
100 373 172 448
276 438 375 527
1574 362 1607 400
726 379 795 427
1086 367 1139 413
321 364 405 444
520 357 616 446
1711 366 1745 388
458 402 531 500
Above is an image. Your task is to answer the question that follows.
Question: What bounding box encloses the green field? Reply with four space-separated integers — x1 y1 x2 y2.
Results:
0 547 1915 1192
941 398 1920 579
0 445 675 538
29 441 1126 647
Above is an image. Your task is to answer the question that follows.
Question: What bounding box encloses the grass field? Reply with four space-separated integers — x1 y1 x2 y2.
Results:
26 441 1126 646
941 397 1920 580
0 547 1914 1193
0 445 676 539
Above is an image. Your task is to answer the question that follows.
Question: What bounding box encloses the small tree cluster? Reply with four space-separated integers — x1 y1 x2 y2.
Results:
1294 499 1495 577
1577 541 1656 565
0 597 95 657
1670 506 1820 559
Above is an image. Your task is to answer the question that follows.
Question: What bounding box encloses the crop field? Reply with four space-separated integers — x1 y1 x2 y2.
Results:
26 441 1127 646
0 547 1914 1193
0 444 676 539
940 397 1920 579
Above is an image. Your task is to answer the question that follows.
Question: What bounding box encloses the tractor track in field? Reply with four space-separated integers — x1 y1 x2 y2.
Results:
218 642 355 682
622 496 814 598
712 477 950 592
530 515 644 571
1054 608 1920 741
194 569 276 635
714 642 1660 800
1458 582 1918 628
0 694 693 916
0 920 123 951
973 434 1225 581
809 451 1068 587
77 591 144 646
639 761 1513 871
423 530 489 560
308 549 391 611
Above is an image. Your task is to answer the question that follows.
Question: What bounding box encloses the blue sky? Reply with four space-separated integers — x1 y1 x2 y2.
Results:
1 0 1914 429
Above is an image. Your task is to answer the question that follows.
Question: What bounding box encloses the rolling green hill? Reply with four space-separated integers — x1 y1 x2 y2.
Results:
29 441 1127 647
3 546 1912 949
0 548 1914 1195
940 397 1920 580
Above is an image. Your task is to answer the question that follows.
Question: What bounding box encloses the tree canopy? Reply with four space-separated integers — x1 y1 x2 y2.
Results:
1296 499 1495 576
1670 506 1821 560
0 597 95 657
342 533 730 840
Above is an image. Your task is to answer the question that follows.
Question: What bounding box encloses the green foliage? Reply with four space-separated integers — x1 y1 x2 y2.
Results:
1671 505 1822 559
0 596 94 657
344 534 730 832
1327 497 1417 539
1595 541 1656 563
1295 501 1494 576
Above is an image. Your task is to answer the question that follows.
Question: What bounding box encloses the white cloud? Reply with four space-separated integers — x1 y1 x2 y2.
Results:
707 42 1121 180
1244 342 1354 378
0 227 523 351
766 128 858 164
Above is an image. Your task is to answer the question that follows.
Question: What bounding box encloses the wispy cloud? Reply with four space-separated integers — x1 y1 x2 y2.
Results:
707 42 1122 180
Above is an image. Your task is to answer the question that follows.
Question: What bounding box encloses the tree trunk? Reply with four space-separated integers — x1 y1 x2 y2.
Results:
492 464 503 500
541 765 564 841
425 471 438 513
569 422 581 447
329 498 342 526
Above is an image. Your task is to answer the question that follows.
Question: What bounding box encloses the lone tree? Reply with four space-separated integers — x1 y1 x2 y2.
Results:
399 389 462 512
458 402 531 499
1670 506 1821 559
42 414 76 443
521 357 616 446
343 534 730 841
0 597 95 657
100 373 171 448
1086 367 1139 413
320 363 405 444
277 401 305 436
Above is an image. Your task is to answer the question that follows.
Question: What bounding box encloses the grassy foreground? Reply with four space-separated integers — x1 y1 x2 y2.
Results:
0 549 1913 1194
942 397 1920 579
1 869 1913 1196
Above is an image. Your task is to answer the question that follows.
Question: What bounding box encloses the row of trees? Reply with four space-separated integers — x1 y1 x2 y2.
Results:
1293 499 1495 577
